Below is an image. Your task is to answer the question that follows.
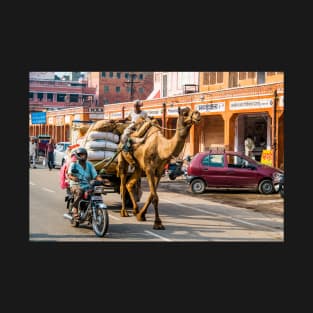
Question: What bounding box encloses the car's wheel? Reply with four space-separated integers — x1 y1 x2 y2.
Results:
258 179 275 194
190 178 206 194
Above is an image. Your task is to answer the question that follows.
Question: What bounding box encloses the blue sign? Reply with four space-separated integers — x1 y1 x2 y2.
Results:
31 112 46 124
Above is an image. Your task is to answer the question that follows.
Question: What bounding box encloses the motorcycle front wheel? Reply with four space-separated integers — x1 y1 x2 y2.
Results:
92 207 109 237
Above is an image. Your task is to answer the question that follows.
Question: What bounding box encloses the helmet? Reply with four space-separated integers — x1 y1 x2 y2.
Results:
73 147 88 161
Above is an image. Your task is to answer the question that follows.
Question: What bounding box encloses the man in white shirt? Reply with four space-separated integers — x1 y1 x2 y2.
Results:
119 100 151 168
244 135 255 158
127 99 148 122
121 99 149 144
29 137 37 168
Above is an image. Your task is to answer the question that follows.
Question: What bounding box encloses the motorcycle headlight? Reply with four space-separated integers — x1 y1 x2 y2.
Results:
96 203 107 209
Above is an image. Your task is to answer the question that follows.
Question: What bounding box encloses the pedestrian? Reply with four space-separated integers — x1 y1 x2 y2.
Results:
29 137 37 169
46 138 56 170
244 135 255 158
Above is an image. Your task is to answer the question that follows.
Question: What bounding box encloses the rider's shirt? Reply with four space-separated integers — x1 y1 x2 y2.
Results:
68 161 98 191
128 110 148 123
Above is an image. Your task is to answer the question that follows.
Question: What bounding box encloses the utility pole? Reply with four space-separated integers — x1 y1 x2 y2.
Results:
272 89 278 167
124 72 140 101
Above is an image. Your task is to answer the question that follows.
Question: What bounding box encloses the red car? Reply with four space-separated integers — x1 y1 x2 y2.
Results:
186 150 283 194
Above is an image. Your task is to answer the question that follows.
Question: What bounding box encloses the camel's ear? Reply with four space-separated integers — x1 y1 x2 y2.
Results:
178 106 181 114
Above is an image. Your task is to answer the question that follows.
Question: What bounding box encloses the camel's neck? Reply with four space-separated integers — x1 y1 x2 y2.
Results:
163 120 191 158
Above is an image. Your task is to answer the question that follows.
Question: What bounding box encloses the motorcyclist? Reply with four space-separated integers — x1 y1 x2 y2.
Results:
67 147 104 220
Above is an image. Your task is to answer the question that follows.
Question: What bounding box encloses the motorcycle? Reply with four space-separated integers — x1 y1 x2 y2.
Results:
167 160 185 180
273 172 284 199
63 179 109 237
167 156 191 180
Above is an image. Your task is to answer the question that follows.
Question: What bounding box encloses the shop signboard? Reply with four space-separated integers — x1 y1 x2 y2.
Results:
260 149 273 166
31 111 46 124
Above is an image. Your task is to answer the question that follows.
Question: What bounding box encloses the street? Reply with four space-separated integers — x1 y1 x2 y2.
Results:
29 165 284 242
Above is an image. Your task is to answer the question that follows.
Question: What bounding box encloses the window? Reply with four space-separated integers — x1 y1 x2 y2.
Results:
57 94 66 102
104 86 109 92
116 86 120 93
247 72 255 79
109 72 114 78
47 93 53 101
103 99 109 104
116 72 121 79
37 92 43 101
125 73 129 79
202 154 224 167
138 87 144 93
70 94 79 102
227 154 252 169
203 72 223 85
29 92 33 100
239 72 247 80
101 72 106 78
257 72 265 84
139 73 143 80
217 72 223 83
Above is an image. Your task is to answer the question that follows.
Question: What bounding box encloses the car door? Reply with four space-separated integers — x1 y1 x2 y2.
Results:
199 153 227 187
224 153 259 188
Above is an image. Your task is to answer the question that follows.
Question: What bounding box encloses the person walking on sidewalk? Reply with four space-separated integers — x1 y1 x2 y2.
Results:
29 137 37 169
46 138 56 170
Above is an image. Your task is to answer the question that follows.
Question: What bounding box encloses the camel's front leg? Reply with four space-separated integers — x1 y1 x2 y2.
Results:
137 171 165 229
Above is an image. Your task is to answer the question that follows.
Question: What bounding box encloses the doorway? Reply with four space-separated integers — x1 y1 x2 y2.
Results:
235 113 270 161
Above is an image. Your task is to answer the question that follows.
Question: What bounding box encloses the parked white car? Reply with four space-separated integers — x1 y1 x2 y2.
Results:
54 142 71 168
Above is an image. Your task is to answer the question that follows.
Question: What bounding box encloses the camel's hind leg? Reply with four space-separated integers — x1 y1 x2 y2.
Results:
126 168 141 215
117 154 130 217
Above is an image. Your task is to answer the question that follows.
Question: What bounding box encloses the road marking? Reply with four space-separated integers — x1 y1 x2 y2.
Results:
109 214 120 220
41 187 55 193
30 182 35 185
144 230 172 241
247 199 283 204
163 198 281 231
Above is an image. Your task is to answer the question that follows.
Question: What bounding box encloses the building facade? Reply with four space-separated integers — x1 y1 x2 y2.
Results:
29 72 284 169
29 74 96 112
87 72 154 106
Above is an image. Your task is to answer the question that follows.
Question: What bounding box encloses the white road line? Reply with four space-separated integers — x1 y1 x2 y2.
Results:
30 182 35 185
163 198 280 231
247 199 283 204
109 214 120 220
144 230 172 241
41 187 56 193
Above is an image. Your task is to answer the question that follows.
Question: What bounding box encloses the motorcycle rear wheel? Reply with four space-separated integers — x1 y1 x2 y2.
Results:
92 208 109 237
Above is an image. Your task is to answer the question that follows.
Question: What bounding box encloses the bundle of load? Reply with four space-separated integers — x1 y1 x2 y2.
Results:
76 119 130 174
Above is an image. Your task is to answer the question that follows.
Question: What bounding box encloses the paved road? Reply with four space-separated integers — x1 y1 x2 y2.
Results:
29 166 284 242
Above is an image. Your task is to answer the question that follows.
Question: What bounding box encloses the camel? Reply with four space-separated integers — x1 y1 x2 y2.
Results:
116 106 201 230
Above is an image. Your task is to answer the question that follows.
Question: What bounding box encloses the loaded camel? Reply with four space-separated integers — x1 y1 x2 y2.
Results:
116 106 201 230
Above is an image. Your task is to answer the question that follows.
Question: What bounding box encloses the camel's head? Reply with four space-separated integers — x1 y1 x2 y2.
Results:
178 106 201 127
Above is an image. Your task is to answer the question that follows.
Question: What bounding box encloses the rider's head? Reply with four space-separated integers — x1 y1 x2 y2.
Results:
74 147 88 162
134 99 143 112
